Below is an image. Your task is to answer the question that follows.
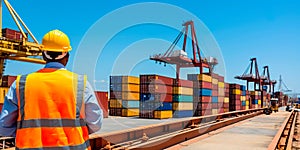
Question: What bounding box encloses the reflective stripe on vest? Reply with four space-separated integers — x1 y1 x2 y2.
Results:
15 69 90 150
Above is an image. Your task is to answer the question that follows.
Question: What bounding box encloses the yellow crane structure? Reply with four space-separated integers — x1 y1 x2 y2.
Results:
0 0 45 85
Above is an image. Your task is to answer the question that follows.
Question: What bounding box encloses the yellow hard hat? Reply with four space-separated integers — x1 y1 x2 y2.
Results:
41 29 72 52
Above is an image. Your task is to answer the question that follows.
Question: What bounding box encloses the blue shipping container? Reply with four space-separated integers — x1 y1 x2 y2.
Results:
212 96 218 103
242 101 246 106
199 89 212 96
173 110 194 118
252 99 258 104
240 85 246 91
141 102 172 110
173 95 193 102
110 84 122 91
122 100 140 108
242 91 246 96
140 93 155 101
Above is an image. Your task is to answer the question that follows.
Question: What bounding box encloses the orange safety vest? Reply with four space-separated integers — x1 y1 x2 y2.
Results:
15 68 91 150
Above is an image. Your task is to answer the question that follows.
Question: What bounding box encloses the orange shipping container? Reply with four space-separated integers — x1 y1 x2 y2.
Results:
95 91 109 118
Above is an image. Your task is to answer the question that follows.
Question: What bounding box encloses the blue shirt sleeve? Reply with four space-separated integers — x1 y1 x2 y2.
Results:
0 81 18 137
84 81 103 134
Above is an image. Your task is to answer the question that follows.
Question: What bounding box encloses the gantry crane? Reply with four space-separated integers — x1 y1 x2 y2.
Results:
150 20 218 80
235 58 262 91
0 0 45 85
261 66 277 94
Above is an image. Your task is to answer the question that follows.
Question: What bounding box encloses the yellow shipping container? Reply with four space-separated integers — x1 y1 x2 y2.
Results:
173 87 193 95
154 110 173 119
173 102 193 111
246 100 249 106
241 96 246 101
250 91 259 95
122 76 140 84
218 82 225 88
224 108 229 112
197 74 212 82
109 99 122 108
0 87 9 103
122 109 139 117
122 92 139 100
224 97 229 103
258 100 261 105
233 89 241 95
212 78 218 85
122 84 140 92
245 106 249 110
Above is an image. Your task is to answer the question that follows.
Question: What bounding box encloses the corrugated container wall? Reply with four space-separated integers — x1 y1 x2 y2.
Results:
95 91 109 118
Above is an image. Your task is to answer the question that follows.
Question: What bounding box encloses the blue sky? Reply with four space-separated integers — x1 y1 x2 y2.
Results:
2 0 300 93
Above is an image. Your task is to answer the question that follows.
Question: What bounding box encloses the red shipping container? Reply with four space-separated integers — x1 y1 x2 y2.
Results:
223 103 229 108
140 75 173 86
198 96 211 103
225 83 229 89
212 103 218 109
109 108 122 116
219 108 224 113
95 91 108 118
212 90 218 97
193 81 212 89
202 103 212 109
173 79 193 88
212 84 218 90
2 75 17 87
218 76 224 82
229 84 240 89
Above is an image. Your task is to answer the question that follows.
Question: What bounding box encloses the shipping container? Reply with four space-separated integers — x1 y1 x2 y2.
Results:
212 78 218 85
173 79 193 88
140 102 172 111
172 95 193 102
109 99 123 108
173 110 193 118
122 100 140 108
140 75 173 86
110 91 140 100
173 102 193 111
198 89 212 96
154 110 173 119
173 87 193 95
2 28 27 41
95 91 109 118
109 108 122 116
218 82 225 88
122 109 139 117
140 93 172 102
229 84 240 89
2 75 17 87
192 81 212 89
110 83 140 92
110 76 139 84
140 84 173 94
187 74 212 82
212 96 218 103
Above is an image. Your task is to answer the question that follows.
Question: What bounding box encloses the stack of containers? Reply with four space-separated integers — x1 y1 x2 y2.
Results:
223 83 230 112
218 75 225 114
240 85 247 110
211 73 219 115
173 79 194 118
250 91 260 109
246 90 250 109
229 84 241 111
188 74 212 116
140 75 173 119
262 90 268 108
275 92 283 106
109 76 140 117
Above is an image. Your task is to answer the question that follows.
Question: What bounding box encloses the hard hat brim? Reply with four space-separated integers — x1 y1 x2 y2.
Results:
41 46 72 52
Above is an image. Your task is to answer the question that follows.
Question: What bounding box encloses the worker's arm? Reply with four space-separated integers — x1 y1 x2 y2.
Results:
0 81 18 137
84 81 103 134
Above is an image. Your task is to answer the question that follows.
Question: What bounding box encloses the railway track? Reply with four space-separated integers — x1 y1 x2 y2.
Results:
268 109 300 150
90 108 265 149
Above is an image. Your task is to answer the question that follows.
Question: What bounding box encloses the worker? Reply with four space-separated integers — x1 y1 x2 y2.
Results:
0 29 103 149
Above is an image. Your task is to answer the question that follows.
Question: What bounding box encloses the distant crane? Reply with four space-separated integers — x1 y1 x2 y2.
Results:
235 58 262 91
277 75 292 93
150 20 218 80
0 0 45 85
261 66 277 94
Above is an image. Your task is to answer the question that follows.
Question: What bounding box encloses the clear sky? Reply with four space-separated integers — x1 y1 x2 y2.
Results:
2 0 300 94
